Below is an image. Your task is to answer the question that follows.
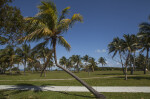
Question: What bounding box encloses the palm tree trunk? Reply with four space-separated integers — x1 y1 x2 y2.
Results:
77 62 79 72
125 53 130 80
40 50 53 77
144 48 149 74
129 52 133 75
17 63 20 73
24 59 26 75
92 66 94 72
53 42 105 99
119 52 125 74
88 68 90 76
125 65 127 80
44 57 46 77
133 52 135 71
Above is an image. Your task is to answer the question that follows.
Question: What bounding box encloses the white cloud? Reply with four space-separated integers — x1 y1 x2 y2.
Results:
95 49 106 53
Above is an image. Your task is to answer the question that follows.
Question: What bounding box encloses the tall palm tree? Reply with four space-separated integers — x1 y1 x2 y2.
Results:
66 59 73 71
0 48 10 74
138 18 150 74
22 1 105 98
16 43 31 75
82 55 90 71
123 34 135 79
131 34 139 71
59 56 67 69
88 57 97 72
108 37 125 74
70 55 82 72
4 45 19 74
98 57 107 67
32 43 52 76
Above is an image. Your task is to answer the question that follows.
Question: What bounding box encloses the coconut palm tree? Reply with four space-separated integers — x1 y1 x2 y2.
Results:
15 43 31 75
70 55 82 72
123 34 135 79
5 45 18 74
138 18 150 74
131 34 139 71
88 57 97 72
47 59 54 71
82 55 90 71
59 56 67 69
32 43 52 76
66 59 73 71
0 49 10 74
108 37 125 74
98 57 107 68
21 1 105 98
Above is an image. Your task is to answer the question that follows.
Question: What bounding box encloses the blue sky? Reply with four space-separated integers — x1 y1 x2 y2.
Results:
10 0 150 68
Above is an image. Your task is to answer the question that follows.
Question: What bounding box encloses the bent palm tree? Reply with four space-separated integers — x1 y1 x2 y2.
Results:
22 1 105 98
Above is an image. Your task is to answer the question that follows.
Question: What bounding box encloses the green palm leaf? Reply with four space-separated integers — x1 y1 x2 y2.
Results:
58 36 71 51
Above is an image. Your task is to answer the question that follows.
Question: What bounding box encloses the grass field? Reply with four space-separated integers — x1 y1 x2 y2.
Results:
0 71 149 86
0 70 150 99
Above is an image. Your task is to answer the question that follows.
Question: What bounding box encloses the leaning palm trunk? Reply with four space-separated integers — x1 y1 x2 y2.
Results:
40 50 53 77
53 43 105 99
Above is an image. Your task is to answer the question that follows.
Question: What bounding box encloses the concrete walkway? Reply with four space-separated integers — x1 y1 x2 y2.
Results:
0 85 150 93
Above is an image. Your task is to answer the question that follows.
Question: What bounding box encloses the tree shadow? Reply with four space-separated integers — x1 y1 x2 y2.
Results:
6 83 43 95
57 91 95 98
0 90 8 99
41 84 55 86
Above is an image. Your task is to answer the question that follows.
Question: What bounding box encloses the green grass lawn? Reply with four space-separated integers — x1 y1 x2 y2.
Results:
0 70 150 99
0 71 149 86
0 90 150 99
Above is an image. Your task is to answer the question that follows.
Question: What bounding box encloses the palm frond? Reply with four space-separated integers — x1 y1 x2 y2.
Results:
37 1 58 30
58 6 70 23
32 40 49 51
56 19 71 33
70 14 83 26
57 36 71 51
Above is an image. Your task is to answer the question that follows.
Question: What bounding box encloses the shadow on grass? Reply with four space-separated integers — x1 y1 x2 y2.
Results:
0 84 43 99
116 76 150 80
0 90 7 99
57 91 95 98
41 84 55 86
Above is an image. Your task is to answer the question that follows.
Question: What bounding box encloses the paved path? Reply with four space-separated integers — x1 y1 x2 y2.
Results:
0 85 150 93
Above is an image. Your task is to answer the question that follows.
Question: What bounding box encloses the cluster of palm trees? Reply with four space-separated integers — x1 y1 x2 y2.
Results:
59 55 107 73
108 16 150 80
0 43 54 76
